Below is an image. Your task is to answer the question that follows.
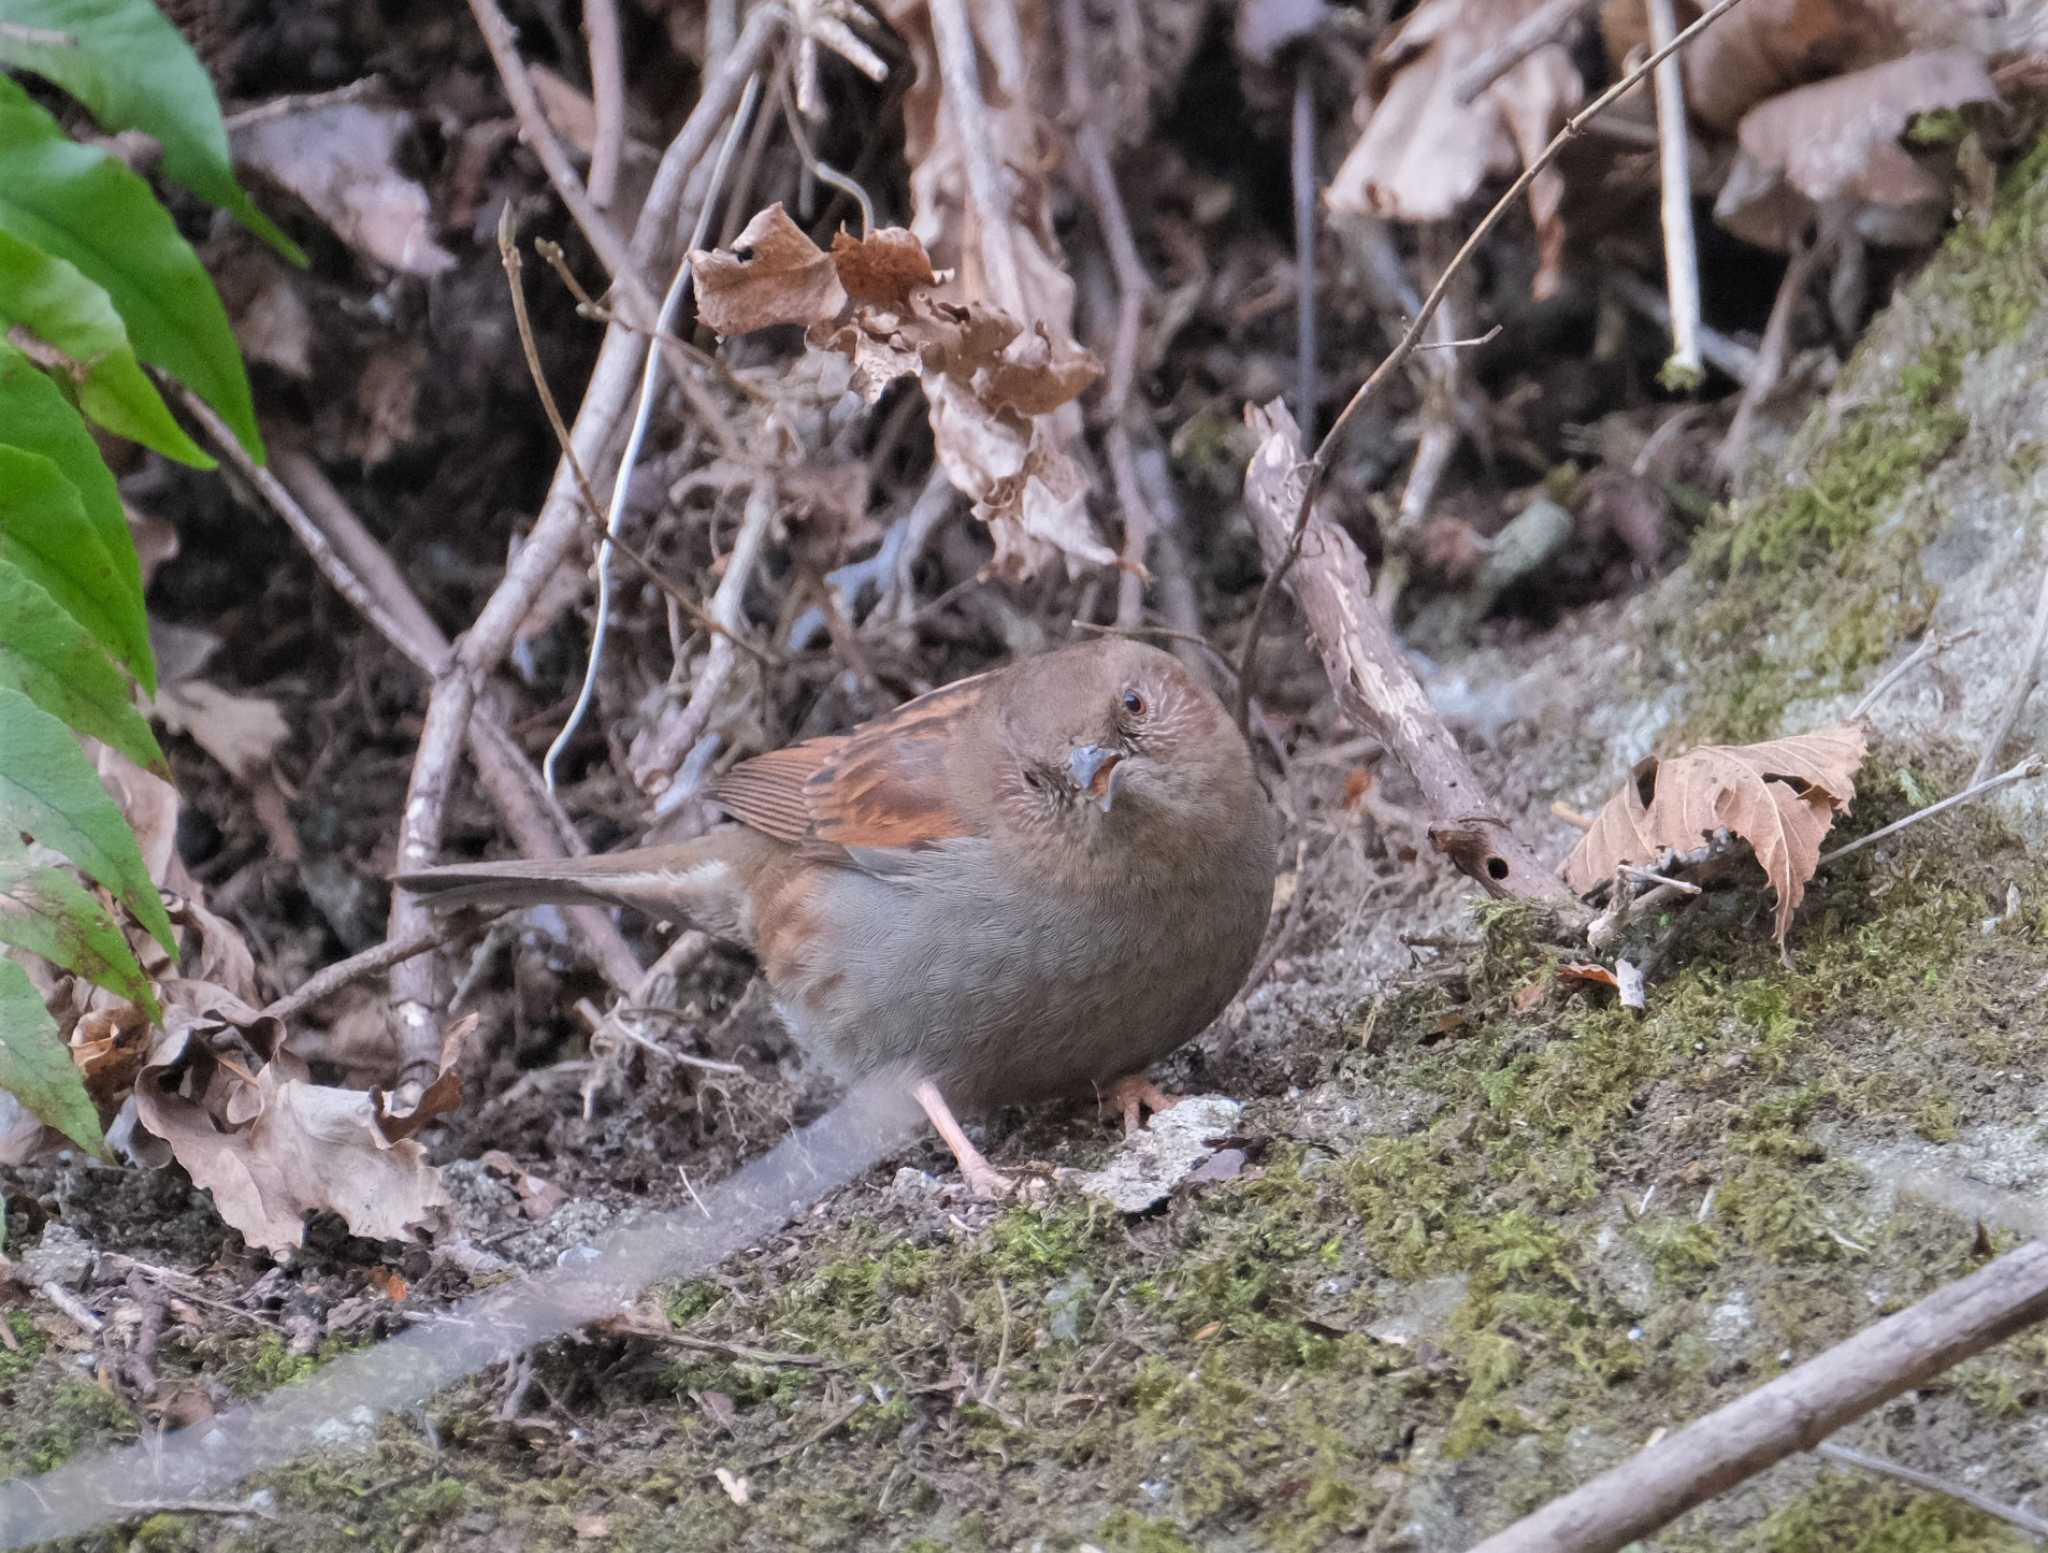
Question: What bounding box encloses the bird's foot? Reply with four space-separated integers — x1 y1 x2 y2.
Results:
912 1080 1041 1201
1096 1074 1182 1135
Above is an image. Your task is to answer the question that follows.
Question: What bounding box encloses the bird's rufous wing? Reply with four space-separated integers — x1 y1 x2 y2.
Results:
708 673 993 850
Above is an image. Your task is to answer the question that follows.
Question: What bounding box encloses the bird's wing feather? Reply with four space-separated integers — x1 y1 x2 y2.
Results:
709 738 844 842
710 673 994 851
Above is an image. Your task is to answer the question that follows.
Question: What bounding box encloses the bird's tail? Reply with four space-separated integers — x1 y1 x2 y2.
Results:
396 830 771 945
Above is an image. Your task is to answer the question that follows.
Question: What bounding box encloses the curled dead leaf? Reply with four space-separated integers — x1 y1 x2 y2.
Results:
235 104 456 276
691 203 849 336
1328 0 1584 298
127 982 449 1254
1562 723 1868 944
1716 49 1999 251
830 226 938 307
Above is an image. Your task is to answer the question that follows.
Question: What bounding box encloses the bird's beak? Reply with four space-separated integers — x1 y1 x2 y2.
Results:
1067 745 1123 811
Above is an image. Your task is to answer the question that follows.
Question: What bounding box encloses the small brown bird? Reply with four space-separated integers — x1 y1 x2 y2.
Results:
400 638 1277 1196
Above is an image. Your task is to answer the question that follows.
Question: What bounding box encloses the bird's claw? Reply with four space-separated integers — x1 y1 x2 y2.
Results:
1098 1075 1182 1135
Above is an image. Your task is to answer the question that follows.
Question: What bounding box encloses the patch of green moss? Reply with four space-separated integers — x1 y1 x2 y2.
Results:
1663 133 2048 743
0 1311 46 1379
1692 1470 2040 1552
127 1512 199 1552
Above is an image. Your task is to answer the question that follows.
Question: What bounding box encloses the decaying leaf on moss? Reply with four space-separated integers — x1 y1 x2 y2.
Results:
1564 723 1869 943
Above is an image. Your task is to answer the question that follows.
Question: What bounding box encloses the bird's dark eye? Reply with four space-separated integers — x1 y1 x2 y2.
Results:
1121 688 1148 718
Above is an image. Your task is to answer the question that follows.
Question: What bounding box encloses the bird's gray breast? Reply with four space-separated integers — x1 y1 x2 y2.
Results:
773 837 1268 1105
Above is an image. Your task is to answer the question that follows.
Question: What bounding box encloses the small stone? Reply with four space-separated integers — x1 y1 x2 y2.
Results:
1074 1096 1245 1214
16 1224 93 1289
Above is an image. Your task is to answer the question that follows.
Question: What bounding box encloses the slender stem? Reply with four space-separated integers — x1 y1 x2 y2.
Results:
1232 0 1757 725
1818 755 2044 869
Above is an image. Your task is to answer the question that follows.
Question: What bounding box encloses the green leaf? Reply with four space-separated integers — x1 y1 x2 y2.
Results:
0 685 174 955
0 231 212 467
0 445 153 691
0 558 166 775
0 339 160 675
0 839 159 1021
0 74 261 459
0 0 304 263
0 954 106 1158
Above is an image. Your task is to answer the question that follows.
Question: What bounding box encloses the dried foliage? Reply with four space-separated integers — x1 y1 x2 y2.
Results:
693 209 1108 576
1564 724 1869 942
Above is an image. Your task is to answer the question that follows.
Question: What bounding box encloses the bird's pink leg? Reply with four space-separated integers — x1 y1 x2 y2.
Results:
912 1080 1013 1199
1097 1074 1182 1134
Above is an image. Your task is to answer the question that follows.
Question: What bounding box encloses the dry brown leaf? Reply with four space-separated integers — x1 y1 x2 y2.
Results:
1557 962 1620 989
1670 0 1905 133
235 104 456 276
127 982 449 1254
1328 0 1584 298
924 374 1117 578
1563 723 1868 943
1716 49 1998 251
830 227 938 307
692 203 848 336
150 679 289 787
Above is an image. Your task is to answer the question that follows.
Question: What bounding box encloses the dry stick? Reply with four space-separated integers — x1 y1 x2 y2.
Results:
1716 226 1829 478
261 925 447 1026
1234 0 1756 726
1645 0 1703 386
631 478 780 796
1242 400 1573 904
1061 0 1159 632
1814 1441 2048 1543
1452 0 1600 103
548 73 763 794
383 16 778 1095
582 0 626 209
928 0 1027 320
1971 552 2048 785
1849 626 1979 721
1464 1239 2048 1553
257 448 646 994
1817 754 2045 870
464 0 652 321
497 209 773 663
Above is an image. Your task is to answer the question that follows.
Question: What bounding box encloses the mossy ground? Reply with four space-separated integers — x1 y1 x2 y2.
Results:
9 744 2045 1552
1654 137 2048 746
8 127 2048 1553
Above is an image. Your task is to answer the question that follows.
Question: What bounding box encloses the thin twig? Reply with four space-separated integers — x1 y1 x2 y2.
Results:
927 0 1027 319
1814 1441 2048 1543
108 1499 278 1522
743 1396 867 1473
465 0 650 318
582 0 626 209
1645 0 1703 388
262 925 448 1025
496 205 773 664
1292 66 1319 443
1465 1241 2048 1553
1452 0 1599 103
1817 755 2045 869
1850 627 1980 721
606 1321 830 1369
639 478 781 806
1717 224 1831 477
1234 0 1756 726
1072 620 1236 678
545 71 764 794
1972 553 2048 785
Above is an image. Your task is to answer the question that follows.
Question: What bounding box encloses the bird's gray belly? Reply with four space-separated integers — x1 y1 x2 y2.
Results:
771 843 1264 1106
